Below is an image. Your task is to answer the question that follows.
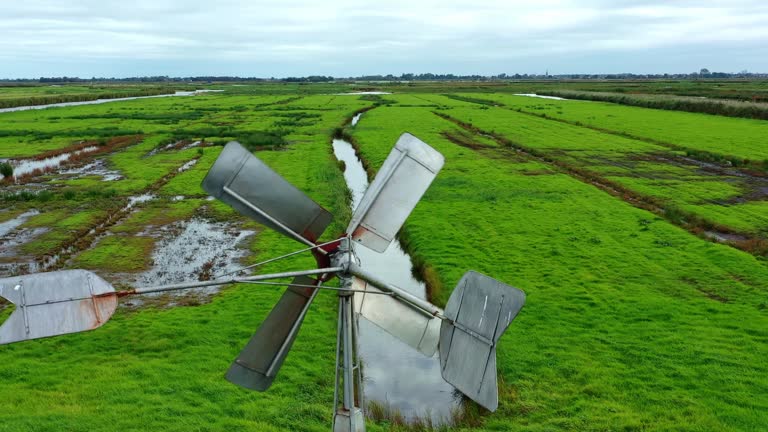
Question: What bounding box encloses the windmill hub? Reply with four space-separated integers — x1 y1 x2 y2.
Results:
330 237 358 278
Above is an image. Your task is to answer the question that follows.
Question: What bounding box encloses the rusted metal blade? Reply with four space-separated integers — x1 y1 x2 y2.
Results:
0 270 117 345
226 275 320 391
351 276 440 357
202 141 333 246
438 271 525 412
346 133 444 252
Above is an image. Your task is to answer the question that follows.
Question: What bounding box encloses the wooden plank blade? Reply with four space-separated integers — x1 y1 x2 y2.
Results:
0 270 117 345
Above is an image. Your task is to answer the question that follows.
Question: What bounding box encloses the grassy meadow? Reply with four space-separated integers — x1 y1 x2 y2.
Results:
0 83 766 431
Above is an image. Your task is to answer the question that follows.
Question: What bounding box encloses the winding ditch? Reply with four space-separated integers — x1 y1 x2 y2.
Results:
332 117 459 424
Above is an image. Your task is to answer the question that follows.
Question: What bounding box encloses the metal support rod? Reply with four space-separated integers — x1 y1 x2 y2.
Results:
214 238 341 279
120 267 343 297
332 295 343 420
342 294 354 411
352 301 365 415
333 273 365 432
237 280 396 296
348 262 446 319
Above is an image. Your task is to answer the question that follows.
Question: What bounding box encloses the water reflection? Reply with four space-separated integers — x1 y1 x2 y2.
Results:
332 137 459 423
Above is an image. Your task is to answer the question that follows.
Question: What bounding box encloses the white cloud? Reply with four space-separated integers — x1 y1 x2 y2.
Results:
0 0 765 77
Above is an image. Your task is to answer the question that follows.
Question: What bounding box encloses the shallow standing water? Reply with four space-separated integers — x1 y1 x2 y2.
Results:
0 210 44 277
134 218 254 292
1 146 100 180
332 136 459 423
513 93 568 100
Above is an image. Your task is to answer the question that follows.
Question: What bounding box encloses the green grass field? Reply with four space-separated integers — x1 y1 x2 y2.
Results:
0 83 766 431
455 93 768 162
412 94 768 240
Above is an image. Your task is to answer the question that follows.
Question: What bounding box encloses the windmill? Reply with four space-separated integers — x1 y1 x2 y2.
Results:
0 134 526 432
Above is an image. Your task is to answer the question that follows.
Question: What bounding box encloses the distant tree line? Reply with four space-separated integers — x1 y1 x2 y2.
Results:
2 70 766 85
537 90 768 120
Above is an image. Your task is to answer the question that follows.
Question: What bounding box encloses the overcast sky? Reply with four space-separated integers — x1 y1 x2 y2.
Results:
1 0 766 78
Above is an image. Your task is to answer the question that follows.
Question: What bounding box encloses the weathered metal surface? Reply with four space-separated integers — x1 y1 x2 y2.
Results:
226 276 320 391
348 262 443 318
201 141 333 245
333 274 366 432
333 408 365 432
351 276 440 357
0 270 117 344
346 133 444 253
438 271 525 412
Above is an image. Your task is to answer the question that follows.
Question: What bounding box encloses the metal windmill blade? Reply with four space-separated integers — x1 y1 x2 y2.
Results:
0 270 117 344
438 271 526 411
351 276 440 357
226 275 320 391
202 141 333 245
346 133 444 252
199 143 338 390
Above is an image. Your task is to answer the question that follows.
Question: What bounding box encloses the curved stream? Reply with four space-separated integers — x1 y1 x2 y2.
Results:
332 116 459 423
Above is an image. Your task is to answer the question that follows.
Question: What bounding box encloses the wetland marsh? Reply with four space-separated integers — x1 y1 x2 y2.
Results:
0 82 766 431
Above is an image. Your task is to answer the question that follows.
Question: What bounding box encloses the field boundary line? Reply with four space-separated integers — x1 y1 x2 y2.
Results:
434 111 768 259
443 93 768 174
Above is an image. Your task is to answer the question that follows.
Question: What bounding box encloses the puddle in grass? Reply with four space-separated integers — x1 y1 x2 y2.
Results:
177 159 198 172
0 210 39 238
704 231 750 243
124 219 254 307
351 113 363 126
332 133 460 424
59 159 123 181
0 210 46 277
126 194 156 209
1 147 100 180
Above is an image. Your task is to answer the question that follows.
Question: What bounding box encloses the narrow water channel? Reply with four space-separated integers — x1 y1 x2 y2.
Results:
332 124 459 423
0 90 223 114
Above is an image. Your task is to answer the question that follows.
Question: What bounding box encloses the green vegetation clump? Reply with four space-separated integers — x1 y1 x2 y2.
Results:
0 161 13 178
238 129 289 151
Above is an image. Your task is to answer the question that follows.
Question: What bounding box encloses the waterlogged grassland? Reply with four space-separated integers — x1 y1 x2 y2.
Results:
351 102 768 431
0 92 375 431
1 85 767 431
